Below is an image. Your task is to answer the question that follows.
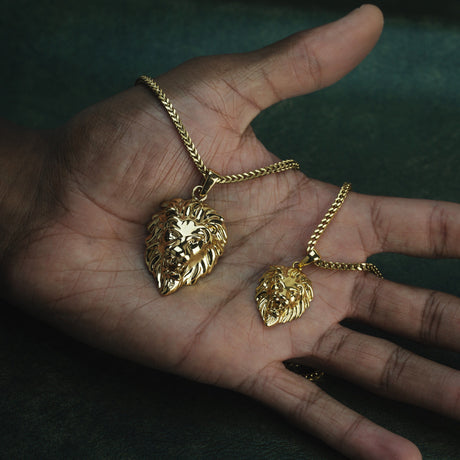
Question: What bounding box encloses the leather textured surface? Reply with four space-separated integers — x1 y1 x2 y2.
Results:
1 1 459 458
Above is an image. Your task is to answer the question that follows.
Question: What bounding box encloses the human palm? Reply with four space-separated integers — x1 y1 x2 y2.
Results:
5 6 459 460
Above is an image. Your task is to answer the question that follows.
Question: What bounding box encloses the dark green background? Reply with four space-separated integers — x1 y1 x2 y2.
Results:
1 1 459 458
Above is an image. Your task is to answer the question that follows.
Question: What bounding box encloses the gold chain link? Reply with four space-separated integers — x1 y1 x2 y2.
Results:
314 259 383 277
306 182 351 249
136 75 300 184
299 183 383 278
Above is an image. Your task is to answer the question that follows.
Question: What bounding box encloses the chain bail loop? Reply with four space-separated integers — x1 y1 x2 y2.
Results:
192 170 220 201
300 249 321 268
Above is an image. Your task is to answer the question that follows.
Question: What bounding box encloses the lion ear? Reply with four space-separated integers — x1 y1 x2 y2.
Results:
164 207 178 218
146 214 160 234
161 197 183 215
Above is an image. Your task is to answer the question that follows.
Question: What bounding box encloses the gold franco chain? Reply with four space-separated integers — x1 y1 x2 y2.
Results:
136 75 300 184
306 182 352 250
314 259 383 277
298 183 383 278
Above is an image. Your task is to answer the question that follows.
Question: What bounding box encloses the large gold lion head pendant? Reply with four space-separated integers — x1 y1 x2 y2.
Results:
145 197 227 295
255 265 314 326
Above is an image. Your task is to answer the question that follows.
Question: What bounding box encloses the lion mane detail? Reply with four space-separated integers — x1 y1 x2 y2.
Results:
255 265 313 326
145 198 227 295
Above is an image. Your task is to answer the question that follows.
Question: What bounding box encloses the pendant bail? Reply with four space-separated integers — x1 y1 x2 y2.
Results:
193 170 220 201
295 248 321 269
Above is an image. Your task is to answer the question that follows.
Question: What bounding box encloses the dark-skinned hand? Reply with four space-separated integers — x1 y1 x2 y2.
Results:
2 5 459 459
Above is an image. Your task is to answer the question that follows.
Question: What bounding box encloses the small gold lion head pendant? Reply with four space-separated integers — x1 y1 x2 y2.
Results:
255 265 313 326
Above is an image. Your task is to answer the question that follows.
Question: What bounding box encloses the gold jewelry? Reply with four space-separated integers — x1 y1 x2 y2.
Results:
136 76 300 295
284 362 324 382
256 183 383 326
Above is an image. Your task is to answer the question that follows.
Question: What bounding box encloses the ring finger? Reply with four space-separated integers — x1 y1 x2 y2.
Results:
306 322 460 419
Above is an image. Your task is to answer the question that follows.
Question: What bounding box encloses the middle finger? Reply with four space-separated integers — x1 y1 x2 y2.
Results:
349 275 460 351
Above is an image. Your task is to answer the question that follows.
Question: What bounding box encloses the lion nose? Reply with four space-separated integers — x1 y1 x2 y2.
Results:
166 246 189 263
165 247 182 261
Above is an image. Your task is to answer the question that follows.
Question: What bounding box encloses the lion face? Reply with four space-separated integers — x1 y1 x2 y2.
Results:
145 198 227 295
255 265 313 326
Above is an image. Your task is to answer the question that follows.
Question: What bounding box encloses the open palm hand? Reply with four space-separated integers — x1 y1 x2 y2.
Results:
5 6 459 459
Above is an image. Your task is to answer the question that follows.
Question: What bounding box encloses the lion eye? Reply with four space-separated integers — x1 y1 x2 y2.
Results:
165 230 176 241
274 281 285 290
188 236 201 246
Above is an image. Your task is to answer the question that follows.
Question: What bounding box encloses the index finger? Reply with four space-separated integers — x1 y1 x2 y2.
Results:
356 194 460 258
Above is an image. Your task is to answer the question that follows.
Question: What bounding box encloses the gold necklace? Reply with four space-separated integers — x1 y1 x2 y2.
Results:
136 76 300 295
255 183 383 327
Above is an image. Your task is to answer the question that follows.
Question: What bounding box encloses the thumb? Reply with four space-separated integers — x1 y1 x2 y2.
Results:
242 4 383 116
163 4 383 128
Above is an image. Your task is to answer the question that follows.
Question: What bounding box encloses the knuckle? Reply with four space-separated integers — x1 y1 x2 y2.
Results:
290 385 323 424
339 414 367 449
312 325 353 364
420 290 446 343
379 346 412 393
350 273 367 312
369 197 390 252
350 272 382 318
427 203 450 258
290 34 323 91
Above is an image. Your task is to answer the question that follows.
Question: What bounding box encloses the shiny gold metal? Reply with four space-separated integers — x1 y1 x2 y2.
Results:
296 248 321 268
197 170 220 199
256 265 313 327
303 183 383 278
136 76 299 294
145 197 227 295
284 362 324 382
256 183 383 326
